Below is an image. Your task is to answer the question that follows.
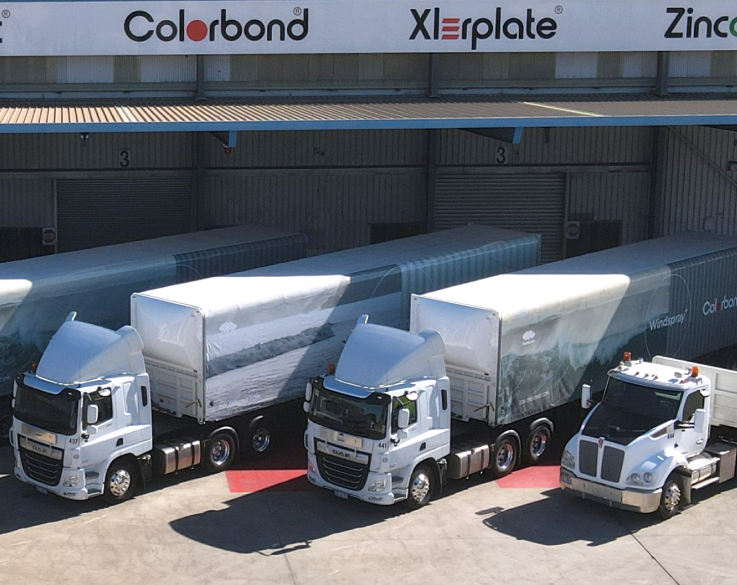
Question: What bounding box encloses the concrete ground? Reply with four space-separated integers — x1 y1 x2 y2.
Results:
1 436 736 585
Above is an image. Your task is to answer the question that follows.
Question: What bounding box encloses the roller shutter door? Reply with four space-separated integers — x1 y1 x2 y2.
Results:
434 173 565 263
57 178 192 252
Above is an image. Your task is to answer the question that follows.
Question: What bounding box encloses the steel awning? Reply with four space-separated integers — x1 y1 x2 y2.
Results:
2 94 737 133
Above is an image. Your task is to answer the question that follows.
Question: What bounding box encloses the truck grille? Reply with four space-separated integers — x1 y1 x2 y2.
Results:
601 446 625 483
578 440 625 483
579 440 598 477
20 445 63 486
316 453 369 491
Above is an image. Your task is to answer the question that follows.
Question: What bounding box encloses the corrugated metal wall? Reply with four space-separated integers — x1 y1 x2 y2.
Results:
660 126 737 236
207 170 426 252
0 179 54 227
0 133 193 170
207 130 426 168
438 127 652 166
568 171 651 245
1 51 733 92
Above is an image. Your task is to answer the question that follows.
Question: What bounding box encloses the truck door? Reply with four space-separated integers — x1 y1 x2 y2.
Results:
677 389 708 457
390 394 424 473
79 387 123 469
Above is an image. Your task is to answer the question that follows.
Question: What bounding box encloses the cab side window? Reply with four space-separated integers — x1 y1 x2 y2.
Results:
391 395 418 433
682 392 705 422
83 389 114 429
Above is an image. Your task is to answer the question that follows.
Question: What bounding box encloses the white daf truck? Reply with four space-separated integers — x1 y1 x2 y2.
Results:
560 355 737 519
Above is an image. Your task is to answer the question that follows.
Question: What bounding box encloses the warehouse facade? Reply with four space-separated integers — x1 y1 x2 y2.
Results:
2 1 737 263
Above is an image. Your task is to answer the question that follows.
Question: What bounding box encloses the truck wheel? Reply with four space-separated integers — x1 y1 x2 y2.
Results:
492 436 518 478
244 417 274 459
103 459 138 505
658 476 682 520
405 465 433 510
524 424 551 465
204 431 237 473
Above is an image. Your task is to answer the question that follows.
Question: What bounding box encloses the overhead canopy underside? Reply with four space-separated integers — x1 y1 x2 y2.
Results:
2 94 737 133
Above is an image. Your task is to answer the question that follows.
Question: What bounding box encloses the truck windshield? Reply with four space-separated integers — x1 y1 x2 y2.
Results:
583 377 682 445
309 384 389 440
14 379 80 436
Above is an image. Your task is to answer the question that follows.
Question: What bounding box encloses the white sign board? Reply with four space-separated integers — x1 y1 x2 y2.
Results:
0 1 736 56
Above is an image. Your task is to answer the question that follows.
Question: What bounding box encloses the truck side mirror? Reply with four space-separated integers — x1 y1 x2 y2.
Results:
694 408 707 434
581 384 592 410
86 404 99 426
397 408 411 430
305 381 313 402
303 401 310 413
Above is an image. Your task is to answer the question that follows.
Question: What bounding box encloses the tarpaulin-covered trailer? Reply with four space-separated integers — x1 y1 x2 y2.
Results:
411 232 737 428
0 226 307 395
131 225 541 422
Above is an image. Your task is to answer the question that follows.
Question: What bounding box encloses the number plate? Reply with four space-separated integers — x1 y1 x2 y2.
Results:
334 490 348 500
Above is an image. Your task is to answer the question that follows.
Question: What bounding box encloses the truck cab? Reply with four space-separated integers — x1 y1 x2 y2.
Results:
560 354 737 519
10 314 152 501
304 316 451 507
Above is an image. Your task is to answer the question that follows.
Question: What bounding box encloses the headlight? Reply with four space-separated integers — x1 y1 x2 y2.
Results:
561 450 575 470
368 479 387 492
627 473 642 486
307 459 315 473
643 472 655 484
63 475 80 488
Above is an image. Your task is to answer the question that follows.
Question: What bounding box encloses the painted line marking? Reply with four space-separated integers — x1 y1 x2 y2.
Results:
496 465 560 489
523 102 605 117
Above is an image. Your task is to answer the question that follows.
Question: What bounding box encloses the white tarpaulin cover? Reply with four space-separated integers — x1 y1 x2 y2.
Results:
0 225 307 394
132 225 541 421
413 231 737 426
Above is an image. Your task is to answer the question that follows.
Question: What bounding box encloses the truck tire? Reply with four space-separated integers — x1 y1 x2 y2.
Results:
103 459 138 505
204 431 237 473
405 465 434 510
524 424 552 465
492 436 518 478
657 476 682 520
243 416 274 459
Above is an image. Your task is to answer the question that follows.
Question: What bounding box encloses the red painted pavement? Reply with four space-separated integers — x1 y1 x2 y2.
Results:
225 440 318 493
495 465 560 489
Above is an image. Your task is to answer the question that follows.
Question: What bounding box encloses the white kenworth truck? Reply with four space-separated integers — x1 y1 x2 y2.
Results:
560 355 737 520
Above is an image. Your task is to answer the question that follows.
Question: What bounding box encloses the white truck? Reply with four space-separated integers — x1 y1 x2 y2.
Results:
560 355 737 519
0 225 308 441
9 226 540 503
304 232 737 508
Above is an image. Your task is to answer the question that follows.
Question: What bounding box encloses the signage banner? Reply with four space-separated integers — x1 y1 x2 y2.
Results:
1 1 736 56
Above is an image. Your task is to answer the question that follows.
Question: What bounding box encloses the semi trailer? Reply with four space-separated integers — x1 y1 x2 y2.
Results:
9 226 540 503
0 225 308 441
560 356 737 519
304 232 737 508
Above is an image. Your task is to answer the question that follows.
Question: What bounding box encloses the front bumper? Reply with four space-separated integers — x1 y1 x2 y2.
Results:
560 468 661 514
13 456 92 501
306 452 402 506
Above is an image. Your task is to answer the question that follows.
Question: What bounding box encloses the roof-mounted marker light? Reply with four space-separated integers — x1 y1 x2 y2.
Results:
623 351 632 362
691 366 699 377
327 363 336 376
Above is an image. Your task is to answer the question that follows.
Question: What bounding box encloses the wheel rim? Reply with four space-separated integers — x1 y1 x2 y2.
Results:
252 428 271 453
410 471 431 504
663 483 681 512
210 439 232 466
530 430 549 459
109 469 132 498
497 443 515 472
